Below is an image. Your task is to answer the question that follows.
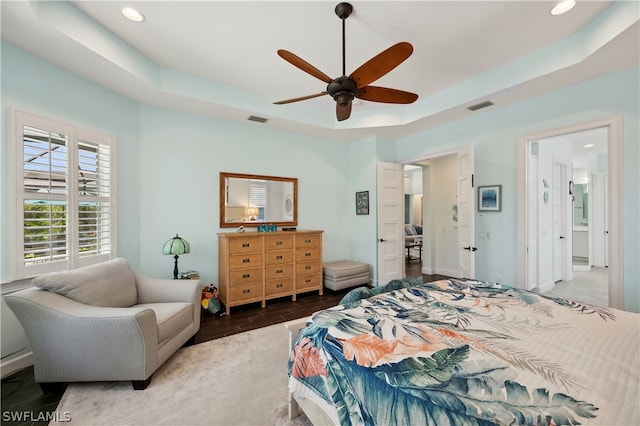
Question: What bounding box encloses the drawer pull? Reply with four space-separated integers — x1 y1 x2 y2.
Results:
276 255 283 260
242 258 250 263
305 279 312 283
276 269 283 274
276 283 283 288
276 241 283 245
242 243 250 247
305 252 311 257
305 265 311 270
242 274 251 278
242 289 250 294
305 239 311 243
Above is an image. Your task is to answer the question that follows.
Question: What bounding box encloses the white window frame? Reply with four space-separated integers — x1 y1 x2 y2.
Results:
8 109 117 280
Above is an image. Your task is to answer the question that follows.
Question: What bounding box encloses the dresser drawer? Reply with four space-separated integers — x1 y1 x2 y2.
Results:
229 267 262 285
265 250 294 265
296 234 321 248
229 252 263 270
264 235 293 251
228 237 262 254
228 283 262 303
296 261 322 276
297 273 322 291
265 277 293 296
265 264 293 280
295 247 321 262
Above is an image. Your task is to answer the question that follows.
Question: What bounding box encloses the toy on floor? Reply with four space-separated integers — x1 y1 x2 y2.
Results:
201 284 225 316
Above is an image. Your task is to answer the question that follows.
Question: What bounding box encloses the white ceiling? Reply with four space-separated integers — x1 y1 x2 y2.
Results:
2 1 638 142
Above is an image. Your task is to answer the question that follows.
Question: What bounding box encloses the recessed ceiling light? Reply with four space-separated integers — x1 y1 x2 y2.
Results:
584 144 595 148
550 0 576 16
122 7 145 23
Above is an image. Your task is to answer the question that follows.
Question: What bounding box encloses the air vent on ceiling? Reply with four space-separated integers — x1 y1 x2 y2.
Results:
467 101 494 111
247 115 268 123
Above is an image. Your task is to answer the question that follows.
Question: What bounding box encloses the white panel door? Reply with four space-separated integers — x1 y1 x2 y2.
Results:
552 159 569 282
458 146 475 279
377 162 404 285
527 149 538 290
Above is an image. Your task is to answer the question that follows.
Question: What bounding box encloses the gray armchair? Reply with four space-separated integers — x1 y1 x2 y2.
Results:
5 258 201 390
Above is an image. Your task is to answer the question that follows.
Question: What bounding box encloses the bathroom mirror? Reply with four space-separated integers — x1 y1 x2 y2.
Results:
219 172 298 228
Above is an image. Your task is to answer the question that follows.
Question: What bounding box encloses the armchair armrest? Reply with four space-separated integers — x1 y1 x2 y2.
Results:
135 273 202 335
135 272 201 305
5 288 158 382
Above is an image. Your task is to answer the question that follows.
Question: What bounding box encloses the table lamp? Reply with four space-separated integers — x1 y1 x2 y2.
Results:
162 234 190 279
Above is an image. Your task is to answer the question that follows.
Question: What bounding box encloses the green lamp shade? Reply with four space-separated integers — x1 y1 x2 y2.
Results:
162 234 190 256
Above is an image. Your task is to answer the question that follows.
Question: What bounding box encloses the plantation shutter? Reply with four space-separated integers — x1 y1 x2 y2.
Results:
249 181 267 221
77 137 112 258
22 125 70 268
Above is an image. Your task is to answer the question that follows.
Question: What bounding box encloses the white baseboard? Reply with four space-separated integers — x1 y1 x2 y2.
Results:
538 281 555 294
1 351 33 378
420 265 435 275
436 267 459 278
573 265 591 272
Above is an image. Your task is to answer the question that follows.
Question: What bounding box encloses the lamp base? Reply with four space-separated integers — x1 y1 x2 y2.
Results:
173 255 179 279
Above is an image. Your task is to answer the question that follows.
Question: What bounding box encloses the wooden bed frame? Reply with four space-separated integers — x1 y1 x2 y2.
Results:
284 318 334 425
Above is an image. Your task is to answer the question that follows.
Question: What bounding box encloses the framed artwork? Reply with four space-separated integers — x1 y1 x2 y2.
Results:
355 191 369 215
478 185 502 212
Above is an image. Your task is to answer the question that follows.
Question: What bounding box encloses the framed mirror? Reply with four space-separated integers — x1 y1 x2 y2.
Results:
220 172 298 228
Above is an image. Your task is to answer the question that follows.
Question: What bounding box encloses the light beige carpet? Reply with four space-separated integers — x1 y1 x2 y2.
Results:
52 323 312 426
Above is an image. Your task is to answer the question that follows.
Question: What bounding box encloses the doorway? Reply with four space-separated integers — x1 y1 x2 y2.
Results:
534 128 608 305
517 116 623 309
403 145 475 280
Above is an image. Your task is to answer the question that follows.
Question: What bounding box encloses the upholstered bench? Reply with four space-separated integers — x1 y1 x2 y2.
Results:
323 260 370 291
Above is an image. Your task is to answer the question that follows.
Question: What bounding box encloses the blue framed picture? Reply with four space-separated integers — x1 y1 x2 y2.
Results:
356 191 369 215
478 185 502 212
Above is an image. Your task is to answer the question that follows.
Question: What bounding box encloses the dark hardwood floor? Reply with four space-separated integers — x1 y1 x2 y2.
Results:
1 263 449 425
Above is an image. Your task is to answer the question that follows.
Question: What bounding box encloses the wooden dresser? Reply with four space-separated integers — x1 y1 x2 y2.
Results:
218 230 323 315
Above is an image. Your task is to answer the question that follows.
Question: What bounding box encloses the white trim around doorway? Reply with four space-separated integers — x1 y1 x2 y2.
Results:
517 115 624 309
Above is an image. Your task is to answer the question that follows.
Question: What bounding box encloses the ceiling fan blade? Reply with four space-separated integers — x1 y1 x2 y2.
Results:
273 92 328 105
357 86 418 104
349 42 413 88
277 50 333 84
336 102 352 121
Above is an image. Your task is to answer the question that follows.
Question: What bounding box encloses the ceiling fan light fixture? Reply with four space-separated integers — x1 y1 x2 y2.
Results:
550 0 576 16
122 7 145 23
334 91 355 107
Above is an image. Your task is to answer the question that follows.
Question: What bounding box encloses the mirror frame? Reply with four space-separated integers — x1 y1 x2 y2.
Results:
219 172 298 228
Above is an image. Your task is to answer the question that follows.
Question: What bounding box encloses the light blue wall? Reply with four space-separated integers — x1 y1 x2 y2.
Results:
0 42 142 279
137 105 353 284
395 66 640 312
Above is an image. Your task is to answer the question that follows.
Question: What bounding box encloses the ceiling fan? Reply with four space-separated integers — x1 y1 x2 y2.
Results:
274 2 418 122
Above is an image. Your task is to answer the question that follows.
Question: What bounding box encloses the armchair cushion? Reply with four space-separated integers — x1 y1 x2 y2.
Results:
32 258 137 308
137 303 193 343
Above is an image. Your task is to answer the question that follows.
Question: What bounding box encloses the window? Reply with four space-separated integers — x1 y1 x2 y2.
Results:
10 110 116 279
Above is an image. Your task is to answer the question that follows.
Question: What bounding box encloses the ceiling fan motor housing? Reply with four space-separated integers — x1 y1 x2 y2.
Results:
327 76 358 106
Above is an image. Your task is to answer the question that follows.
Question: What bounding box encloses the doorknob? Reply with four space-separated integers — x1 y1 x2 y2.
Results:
559 236 565 239
463 246 471 251
471 247 478 252
379 238 386 243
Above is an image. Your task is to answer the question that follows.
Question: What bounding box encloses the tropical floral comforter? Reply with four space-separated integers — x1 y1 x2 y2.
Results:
288 279 639 426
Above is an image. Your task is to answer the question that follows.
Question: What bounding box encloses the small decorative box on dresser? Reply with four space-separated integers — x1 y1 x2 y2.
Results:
218 230 323 315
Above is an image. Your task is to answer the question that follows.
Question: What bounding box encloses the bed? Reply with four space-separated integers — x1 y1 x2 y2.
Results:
286 278 639 425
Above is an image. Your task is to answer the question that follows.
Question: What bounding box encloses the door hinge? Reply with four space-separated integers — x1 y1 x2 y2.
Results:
471 174 474 188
